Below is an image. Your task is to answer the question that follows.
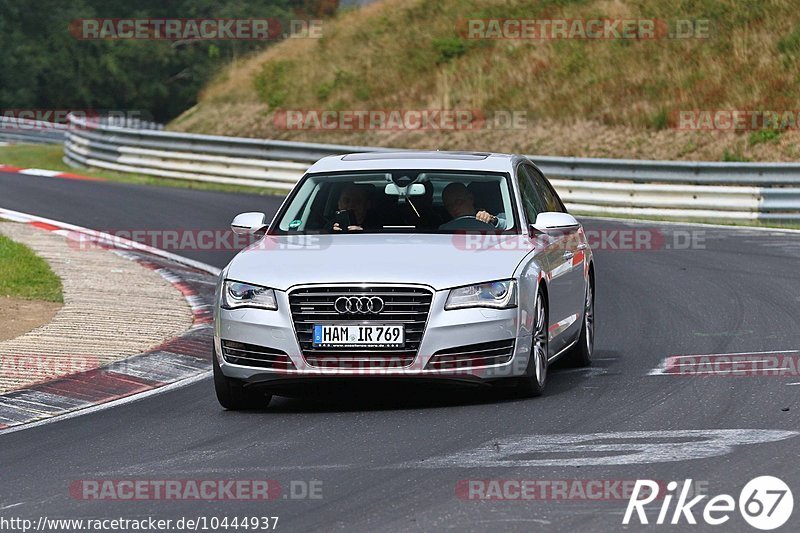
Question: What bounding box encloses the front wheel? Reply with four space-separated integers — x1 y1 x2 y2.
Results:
515 287 549 397
213 350 272 410
566 279 594 367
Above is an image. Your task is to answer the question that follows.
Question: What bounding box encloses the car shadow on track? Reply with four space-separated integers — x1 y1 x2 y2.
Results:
247 349 621 414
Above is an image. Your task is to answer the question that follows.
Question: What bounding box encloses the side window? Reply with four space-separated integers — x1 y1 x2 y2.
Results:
525 165 566 213
515 165 545 224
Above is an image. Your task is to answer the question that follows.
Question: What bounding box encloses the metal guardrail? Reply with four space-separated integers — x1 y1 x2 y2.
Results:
0 117 67 144
57 114 800 221
0 115 162 145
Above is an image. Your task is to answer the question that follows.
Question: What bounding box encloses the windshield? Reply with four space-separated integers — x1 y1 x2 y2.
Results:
272 170 518 235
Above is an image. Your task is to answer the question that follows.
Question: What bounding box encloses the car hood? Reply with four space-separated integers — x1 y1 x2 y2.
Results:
225 233 534 291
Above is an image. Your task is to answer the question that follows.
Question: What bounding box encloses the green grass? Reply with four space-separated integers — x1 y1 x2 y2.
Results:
722 147 752 162
185 0 800 131
748 129 782 146
0 144 283 197
0 232 63 302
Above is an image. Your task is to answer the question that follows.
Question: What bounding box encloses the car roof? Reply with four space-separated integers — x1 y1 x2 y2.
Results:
306 151 525 174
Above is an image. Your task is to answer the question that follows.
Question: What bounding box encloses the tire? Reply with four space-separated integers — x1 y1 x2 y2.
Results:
515 286 549 397
213 350 272 410
566 278 594 367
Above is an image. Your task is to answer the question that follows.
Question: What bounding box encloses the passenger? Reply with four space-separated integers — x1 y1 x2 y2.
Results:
438 182 505 230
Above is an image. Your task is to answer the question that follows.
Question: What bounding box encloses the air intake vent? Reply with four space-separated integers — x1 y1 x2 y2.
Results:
221 340 296 370
426 339 515 370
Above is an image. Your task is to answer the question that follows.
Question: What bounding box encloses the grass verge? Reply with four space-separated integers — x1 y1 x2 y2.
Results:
0 231 63 303
172 0 800 162
0 144 283 197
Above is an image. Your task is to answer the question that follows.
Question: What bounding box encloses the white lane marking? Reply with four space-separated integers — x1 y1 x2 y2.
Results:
787 382 800 386
648 360 669 376
0 207 220 275
475 519 551 525
553 367 608 377
0 502 24 510
18 168 60 177
404 429 798 468
0 390 91 415
664 370 794 376
97 464 356 475
0 369 210 438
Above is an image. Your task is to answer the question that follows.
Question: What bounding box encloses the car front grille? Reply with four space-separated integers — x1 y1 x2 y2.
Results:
425 339 515 370
221 340 296 370
288 285 433 367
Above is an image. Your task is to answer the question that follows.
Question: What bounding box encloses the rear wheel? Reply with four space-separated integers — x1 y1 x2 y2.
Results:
515 287 548 397
566 278 594 367
213 350 272 410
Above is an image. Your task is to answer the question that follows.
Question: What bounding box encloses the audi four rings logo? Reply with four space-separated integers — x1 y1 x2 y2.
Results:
334 296 385 314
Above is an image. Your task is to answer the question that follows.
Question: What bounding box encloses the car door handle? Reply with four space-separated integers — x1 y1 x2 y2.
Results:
563 251 574 260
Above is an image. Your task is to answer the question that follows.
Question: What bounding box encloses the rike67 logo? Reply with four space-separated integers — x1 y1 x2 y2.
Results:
624 476 793 530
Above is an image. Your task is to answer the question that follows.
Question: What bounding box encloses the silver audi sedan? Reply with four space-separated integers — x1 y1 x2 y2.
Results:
213 151 594 409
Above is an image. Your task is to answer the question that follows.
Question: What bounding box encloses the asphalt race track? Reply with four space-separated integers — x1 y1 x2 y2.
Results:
1 170 799 531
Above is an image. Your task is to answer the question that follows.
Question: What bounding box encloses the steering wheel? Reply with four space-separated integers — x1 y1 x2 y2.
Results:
448 215 495 229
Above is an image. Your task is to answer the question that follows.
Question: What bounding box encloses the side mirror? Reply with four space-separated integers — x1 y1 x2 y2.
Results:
531 212 579 234
231 212 267 235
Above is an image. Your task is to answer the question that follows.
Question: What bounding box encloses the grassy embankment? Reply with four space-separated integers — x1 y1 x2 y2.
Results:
172 0 800 162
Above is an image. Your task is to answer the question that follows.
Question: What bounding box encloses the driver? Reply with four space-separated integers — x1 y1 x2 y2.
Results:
332 184 378 232
438 182 505 230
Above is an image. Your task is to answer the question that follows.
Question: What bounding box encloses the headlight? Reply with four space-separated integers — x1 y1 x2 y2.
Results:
221 280 278 310
445 280 517 310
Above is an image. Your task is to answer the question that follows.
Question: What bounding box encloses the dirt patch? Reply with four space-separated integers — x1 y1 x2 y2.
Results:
0 296 61 342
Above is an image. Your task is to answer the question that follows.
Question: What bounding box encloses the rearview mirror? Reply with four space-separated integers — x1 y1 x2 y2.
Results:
531 212 579 233
231 212 267 235
384 183 426 196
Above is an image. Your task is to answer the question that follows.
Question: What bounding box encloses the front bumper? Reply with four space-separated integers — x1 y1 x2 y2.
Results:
215 288 532 385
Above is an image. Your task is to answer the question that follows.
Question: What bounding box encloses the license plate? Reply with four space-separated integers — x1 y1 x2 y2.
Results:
313 324 404 348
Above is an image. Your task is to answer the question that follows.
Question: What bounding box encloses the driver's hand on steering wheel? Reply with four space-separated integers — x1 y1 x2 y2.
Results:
475 210 498 225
